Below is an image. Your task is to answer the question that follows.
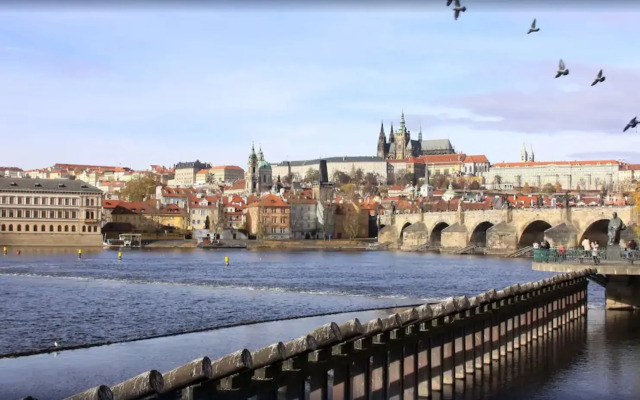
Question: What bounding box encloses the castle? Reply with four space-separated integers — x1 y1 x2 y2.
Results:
377 111 457 159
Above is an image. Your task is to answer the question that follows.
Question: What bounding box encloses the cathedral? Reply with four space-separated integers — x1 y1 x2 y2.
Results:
377 111 456 159
520 143 535 162
245 143 273 194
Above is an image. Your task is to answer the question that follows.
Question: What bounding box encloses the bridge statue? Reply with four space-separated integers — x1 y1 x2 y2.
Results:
607 212 626 246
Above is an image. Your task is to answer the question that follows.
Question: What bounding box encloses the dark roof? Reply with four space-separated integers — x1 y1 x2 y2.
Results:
102 222 134 233
174 160 211 170
0 178 102 193
275 156 385 167
421 139 454 151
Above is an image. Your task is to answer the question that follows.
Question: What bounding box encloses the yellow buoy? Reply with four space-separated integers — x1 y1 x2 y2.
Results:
118 251 123 260
78 249 82 259
2 246 6 256
224 256 230 266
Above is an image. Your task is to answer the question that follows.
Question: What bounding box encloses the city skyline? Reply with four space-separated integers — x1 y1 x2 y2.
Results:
1 4 639 170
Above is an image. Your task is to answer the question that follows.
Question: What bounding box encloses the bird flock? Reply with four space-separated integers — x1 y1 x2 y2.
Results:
445 1 638 133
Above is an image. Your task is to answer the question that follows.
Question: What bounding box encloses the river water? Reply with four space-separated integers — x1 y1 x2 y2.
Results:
1 248 637 399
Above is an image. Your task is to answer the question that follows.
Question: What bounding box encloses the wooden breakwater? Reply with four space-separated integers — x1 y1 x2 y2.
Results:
58 268 594 400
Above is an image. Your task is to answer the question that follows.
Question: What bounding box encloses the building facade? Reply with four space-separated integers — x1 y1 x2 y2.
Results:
484 160 621 191
273 157 388 184
210 165 245 184
289 198 317 239
377 112 456 159
246 194 290 240
0 178 103 246
173 160 212 187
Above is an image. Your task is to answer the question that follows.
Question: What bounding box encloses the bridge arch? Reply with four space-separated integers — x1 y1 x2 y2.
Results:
578 219 609 248
399 222 412 240
519 219 553 247
431 222 449 246
470 221 494 246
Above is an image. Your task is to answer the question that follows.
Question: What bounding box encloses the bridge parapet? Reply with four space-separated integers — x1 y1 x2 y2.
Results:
61 269 595 400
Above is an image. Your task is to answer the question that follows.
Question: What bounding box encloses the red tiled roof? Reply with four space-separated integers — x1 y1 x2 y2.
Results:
248 194 289 207
465 155 490 163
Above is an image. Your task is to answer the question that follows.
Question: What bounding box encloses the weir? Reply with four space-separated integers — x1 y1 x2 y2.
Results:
57 269 594 400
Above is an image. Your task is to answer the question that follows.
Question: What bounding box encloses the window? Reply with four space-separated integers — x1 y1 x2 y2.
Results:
57 225 62 232
72 199 77 206
34 197 39 205
1 210 4 217
8 224 13 231
25 225 29 232
26 197 31 205
8 210 13 218
25 210 30 218
82 226 86 232
16 224 21 231
49 225 54 232
64 225 69 232
90 199 95 206
65 198 70 206
72 212 76 219
65 212 70 219
0 224 4 231
17 197 22 204
58 211 63 219
72 226 76 232
41 225 45 232
93 226 98 232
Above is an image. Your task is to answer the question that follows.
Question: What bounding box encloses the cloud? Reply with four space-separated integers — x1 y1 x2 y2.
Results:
437 63 640 135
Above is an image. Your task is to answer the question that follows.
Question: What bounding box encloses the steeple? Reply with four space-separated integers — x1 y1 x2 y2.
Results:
418 123 423 142
389 123 395 143
399 110 406 131
377 121 387 158
258 145 264 161
529 144 535 162
520 142 528 162
249 142 257 161
379 121 385 139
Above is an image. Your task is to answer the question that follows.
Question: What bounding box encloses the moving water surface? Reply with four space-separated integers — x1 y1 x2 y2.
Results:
0 249 598 357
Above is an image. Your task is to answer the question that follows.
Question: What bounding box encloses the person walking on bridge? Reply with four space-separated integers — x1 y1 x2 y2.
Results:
591 241 600 265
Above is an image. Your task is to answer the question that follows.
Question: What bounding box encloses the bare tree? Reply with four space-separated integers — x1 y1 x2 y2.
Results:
342 202 361 239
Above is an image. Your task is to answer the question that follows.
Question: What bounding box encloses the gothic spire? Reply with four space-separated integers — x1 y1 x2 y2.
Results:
379 121 385 139
418 123 423 142
258 144 264 161
400 110 406 129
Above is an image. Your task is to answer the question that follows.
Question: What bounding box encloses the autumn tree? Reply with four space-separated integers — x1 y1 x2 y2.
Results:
493 175 502 187
522 183 532 193
431 175 448 190
304 168 320 183
349 167 365 185
555 182 562 193
342 202 361 240
340 183 356 199
119 175 160 202
542 183 555 195
333 170 351 185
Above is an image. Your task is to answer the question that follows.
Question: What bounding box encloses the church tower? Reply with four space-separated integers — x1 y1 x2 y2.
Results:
377 121 387 158
418 123 423 142
389 123 395 143
395 111 409 159
520 143 529 162
529 145 535 162
246 143 258 193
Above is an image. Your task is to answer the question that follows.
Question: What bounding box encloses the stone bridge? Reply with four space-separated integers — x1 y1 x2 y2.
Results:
378 206 637 253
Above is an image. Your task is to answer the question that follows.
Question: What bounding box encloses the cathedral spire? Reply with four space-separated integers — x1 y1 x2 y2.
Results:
418 123 422 142
379 121 385 138
258 144 265 161
389 123 395 143
400 110 406 129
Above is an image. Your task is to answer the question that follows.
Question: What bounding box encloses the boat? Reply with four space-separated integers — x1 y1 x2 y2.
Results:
103 234 142 249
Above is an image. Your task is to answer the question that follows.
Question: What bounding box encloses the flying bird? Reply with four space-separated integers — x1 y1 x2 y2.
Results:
555 59 569 78
623 117 638 132
446 0 453 5
591 69 605 86
453 0 466 20
528 19 539 34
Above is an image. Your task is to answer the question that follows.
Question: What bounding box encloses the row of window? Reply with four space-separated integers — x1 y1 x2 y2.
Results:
0 196 98 206
269 227 289 233
262 207 288 214
0 224 99 233
0 209 97 220
262 217 288 224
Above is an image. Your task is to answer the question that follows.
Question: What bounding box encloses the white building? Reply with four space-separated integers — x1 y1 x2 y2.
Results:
289 198 317 239
273 156 388 183
485 160 621 191
173 160 211 187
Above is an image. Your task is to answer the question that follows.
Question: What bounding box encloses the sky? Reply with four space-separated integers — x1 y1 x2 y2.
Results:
1 2 640 171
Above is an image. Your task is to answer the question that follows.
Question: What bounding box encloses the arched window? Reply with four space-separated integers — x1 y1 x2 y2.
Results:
93 226 98 232
0 224 5 231
49 225 54 232
25 225 29 232
82 226 86 232
8 224 13 231
64 225 69 232
57 225 62 232
41 225 46 232
16 224 21 232
33 225 38 232
71 226 76 232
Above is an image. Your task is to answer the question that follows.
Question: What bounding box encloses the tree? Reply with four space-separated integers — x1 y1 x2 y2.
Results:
522 183 531 193
304 168 319 183
340 183 356 198
431 175 448 190
204 215 210 230
282 173 293 185
363 172 378 186
542 183 555 195
350 168 365 185
493 175 502 187
469 181 481 190
342 202 361 240
555 182 563 193
333 170 351 185
119 175 160 202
